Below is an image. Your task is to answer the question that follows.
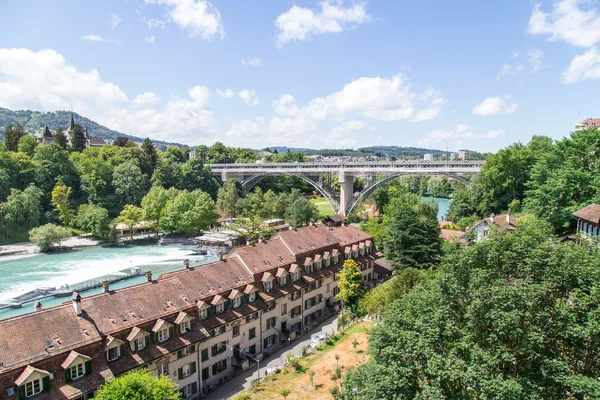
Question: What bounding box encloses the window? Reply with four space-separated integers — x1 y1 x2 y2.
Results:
7 388 14 397
279 275 287 286
107 346 120 361
290 290 300 301
325 258 330 267
135 336 146 351
281 303 287 316
306 264 313 274
70 363 84 380
249 327 256 339
264 280 273 292
202 367 209 380
264 334 276 348
211 342 227 356
334 255 339 264
316 261 322 270
232 297 241 309
158 328 169 342
212 359 227 375
179 321 191 334
25 380 41 397
182 383 197 398
159 363 169 376
232 325 240 337
201 348 209 362
291 272 299 282
248 291 256 302
266 316 276 329
215 302 225 314
200 308 208 319
291 305 302 318
249 344 256 355
326 283 330 293
181 345 194 356
246 312 258 323
182 363 192 377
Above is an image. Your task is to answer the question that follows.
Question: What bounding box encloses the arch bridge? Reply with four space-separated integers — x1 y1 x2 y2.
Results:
208 161 483 216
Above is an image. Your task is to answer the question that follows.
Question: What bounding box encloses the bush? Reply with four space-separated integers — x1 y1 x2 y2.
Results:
96 369 179 400
29 223 72 252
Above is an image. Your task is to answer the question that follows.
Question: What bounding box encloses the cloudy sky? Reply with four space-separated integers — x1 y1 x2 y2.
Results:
0 0 599 151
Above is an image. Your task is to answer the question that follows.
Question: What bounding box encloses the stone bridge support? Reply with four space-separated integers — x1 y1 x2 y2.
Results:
339 171 354 217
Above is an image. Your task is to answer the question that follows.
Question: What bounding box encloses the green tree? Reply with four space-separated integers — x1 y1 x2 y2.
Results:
69 124 87 152
0 185 43 241
141 137 159 174
180 157 219 199
96 369 180 400
336 259 365 316
113 161 149 205
230 216 275 244
447 181 477 222
160 190 219 233
141 186 178 230
4 123 26 152
383 195 441 269
75 204 111 238
17 135 38 156
289 197 317 227
53 128 68 149
116 204 144 239
51 185 74 225
426 175 451 197
217 180 241 217
29 223 71 252
151 157 182 189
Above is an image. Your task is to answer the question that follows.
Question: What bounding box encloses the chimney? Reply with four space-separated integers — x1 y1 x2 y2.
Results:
218 252 223 261
102 280 110 293
490 213 495 223
145 271 152 282
72 292 82 316
34 301 43 311
183 259 190 269
506 211 511 224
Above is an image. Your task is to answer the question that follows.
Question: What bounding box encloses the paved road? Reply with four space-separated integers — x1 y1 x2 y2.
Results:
204 313 340 400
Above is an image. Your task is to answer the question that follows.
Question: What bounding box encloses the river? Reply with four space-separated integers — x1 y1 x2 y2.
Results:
0 245 216 320
425 196 451 220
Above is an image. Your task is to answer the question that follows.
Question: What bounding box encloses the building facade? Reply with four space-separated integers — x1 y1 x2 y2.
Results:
573 204 600 238
0 224 378 400
35 113 105 148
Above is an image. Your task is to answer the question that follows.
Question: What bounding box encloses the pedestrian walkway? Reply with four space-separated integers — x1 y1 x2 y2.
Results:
203 313 340 400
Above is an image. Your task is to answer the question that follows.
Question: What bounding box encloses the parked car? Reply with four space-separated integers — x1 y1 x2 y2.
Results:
310 332 327 347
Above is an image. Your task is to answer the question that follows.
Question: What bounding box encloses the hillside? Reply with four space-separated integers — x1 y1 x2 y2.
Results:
0 108 181 149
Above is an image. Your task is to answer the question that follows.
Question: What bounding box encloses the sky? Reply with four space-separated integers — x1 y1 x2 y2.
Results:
0 0 599 152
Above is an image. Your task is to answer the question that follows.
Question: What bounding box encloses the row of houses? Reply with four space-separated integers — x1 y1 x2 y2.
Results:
0 224 388 400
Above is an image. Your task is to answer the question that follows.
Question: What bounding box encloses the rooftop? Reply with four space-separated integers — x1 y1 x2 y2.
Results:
573 204 600 224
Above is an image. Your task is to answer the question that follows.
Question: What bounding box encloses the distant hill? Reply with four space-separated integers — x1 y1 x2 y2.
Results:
0 108 182 149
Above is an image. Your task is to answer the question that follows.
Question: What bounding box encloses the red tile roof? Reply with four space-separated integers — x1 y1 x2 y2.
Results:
329 225 372 246
276 224 339 254
573 204 600 224
228 239 296 273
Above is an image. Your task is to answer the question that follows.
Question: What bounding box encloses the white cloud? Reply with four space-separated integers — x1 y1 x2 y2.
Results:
528 0 600 47
142 17 166 30
238 89 259 106
241 57 261 67
497 49 545 79
527 49 545 72
215 88 234 99
273 94 300 116
562 46 600 83
275 0 371 47
472 97 518 115
145 0 224 40
145 35 156 43
111 13 122 30
81 35 121 45
419 124 505 145
133 92 161 107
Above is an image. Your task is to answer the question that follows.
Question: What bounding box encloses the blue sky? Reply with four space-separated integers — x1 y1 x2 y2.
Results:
0 0 599 151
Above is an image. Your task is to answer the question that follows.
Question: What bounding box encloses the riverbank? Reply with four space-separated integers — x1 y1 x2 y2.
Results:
0 235 101 257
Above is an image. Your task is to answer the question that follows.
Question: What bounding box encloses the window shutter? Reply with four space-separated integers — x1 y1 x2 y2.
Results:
17 385 25 400
263 338 268 348
84 360 92 375
178 367 183 380
192 382 198 394
133 341 139 352
144 335 150 348
177 349 183 359
168 326 174 338
154 332 159 343
42 376 50 392
211 305 216 315
119 344 125 357
190 319 195 329
190 361 196 374
64 368 72 383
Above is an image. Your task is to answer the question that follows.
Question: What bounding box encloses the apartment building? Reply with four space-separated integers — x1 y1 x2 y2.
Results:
0 224 379 400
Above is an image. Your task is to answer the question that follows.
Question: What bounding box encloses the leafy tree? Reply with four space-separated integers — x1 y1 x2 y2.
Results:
53 128 68 149
112 136 130 147
217 180 241 217
160 190 219 233
426 175 451 197
180 157 219 199
141 137 158 174
96 369 180 400
75 204 111 238
336 259 365 316
289 197 317 227
383 194 441 269
51 185 74 225
370 185 390 212
141 186 178 230
29 223 71 251
151 157 182 189
69 124 87 152
359 267 426 316
230 216 275 244
113 161 149 206
17 135 38 156
447 181 477 222
4 123 25 152
0 185 43 240
345 217 600 399
116 204 144 239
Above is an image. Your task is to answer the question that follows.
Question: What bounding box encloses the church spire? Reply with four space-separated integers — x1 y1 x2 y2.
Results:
69 111 75 131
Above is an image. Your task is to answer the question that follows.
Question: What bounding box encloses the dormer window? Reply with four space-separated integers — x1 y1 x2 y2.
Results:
248 291 256 302
264 280 273 292
200 308 208 319
158 328 169 342
211 295 226 315
229 289 243 309
25 380 41 397
262 272 274 292
152 319 173 343
105 336 124 362
232 297 241 309
175 312 194 334
279 275 287 286
69 363 84 380
127 327 149 352
179 320 191 333
215 302 225 314
15 366 50 398
291 272 299 282
135 337 146 351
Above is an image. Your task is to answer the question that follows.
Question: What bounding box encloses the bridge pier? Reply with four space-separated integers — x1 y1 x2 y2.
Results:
221 171 229 182
339 171 354 217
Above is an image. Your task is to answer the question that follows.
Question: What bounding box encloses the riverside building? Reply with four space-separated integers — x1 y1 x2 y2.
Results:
0 224 380 400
